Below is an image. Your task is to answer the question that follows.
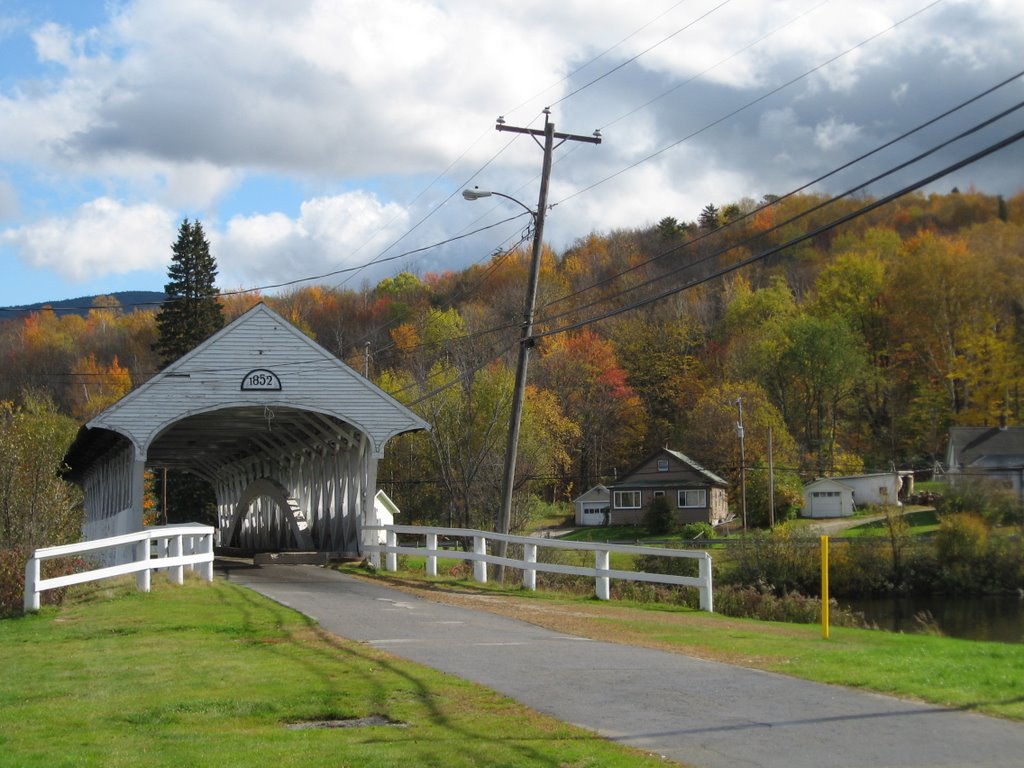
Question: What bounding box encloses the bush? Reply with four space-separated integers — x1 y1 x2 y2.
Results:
939 478 1022 525
679 522 715 540
1 548 87 617
643 495 674 536
935 513 989 564
713 584 865 626
720 528 820 596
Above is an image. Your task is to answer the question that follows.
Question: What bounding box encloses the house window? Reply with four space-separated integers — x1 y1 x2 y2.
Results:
653 490 665 498
657 459 669 472
614 490 641 509
677 489 707 508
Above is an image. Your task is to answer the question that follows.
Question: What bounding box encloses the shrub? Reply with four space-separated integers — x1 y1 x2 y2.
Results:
679 522 715 540
712 584 865 626
720 527 820 596
935 513 989 564
1 548 87 617
643 495 674 536
939 478 1022 525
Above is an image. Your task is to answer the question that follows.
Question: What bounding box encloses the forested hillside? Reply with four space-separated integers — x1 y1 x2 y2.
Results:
3 189 1022 530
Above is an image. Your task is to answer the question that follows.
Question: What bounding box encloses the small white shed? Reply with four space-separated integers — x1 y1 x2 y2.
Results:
802 478 856 518
572 484 610 526
373 489 400 544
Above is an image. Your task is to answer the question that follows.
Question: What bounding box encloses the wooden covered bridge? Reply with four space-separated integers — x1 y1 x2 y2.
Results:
63 303 428 558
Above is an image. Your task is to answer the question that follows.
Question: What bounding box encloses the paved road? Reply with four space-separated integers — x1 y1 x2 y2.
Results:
219 561 1024 768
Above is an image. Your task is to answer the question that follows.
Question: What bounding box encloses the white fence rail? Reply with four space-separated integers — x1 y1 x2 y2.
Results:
24 524 215 612
364 525 713 612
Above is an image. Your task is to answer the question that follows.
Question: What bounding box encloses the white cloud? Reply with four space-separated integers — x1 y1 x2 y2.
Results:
2 198 176 281
217 190 411 287
814 117 862 152
1 0 1023 304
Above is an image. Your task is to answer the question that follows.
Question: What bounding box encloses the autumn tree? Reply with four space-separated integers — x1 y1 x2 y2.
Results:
66 354 132 422
0 393 81 549
536 329 645 491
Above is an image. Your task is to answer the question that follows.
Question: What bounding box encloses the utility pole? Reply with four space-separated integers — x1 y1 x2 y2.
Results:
768 425 775 528
494 109 601 581
736 397 747 532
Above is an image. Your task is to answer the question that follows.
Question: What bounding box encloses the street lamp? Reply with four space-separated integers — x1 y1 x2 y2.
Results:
463 185 545 582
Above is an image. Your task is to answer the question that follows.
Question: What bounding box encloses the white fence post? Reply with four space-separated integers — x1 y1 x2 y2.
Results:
699 552 713 612
426 533 438 577
199 532 214 582
23 555 40 612
473 535 487 584
169 533 184 585
523 542 537 591
595 549 610 600
136 537 151 593
386 529 398 572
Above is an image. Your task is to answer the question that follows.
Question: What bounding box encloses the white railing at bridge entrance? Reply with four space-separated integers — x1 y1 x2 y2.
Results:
363 524 713 612
23 524 215 612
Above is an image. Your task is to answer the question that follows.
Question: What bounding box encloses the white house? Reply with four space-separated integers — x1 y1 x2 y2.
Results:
572 484 610 526
802 472 909 518
946 426 1024 502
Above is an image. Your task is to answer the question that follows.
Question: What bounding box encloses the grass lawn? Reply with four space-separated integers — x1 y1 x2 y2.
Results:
842 509 941 537
354 567 1024 723
0 577 672 768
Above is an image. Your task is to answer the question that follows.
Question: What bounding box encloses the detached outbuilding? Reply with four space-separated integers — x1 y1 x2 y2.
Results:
801 477 856 518
572 484 611 526
801 472 909 518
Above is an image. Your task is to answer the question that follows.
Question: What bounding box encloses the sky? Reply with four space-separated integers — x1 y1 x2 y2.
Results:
0 0 1022 308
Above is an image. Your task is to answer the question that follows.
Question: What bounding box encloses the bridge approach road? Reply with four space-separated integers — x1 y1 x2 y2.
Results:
219 561 1024 768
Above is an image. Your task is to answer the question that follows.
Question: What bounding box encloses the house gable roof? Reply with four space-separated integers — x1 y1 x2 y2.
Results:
572 484 609 504
804 477 856 493
947 426 1024 469
615 447 728 488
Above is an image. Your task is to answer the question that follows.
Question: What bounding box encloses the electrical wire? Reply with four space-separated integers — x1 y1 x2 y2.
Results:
538 85 1024 324
532 126 1024 342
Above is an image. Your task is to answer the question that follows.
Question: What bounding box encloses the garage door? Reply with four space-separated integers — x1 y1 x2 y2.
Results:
810 491 842 517
581 503 609 526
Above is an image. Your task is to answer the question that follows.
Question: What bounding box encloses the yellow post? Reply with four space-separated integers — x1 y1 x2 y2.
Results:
820 535 830 640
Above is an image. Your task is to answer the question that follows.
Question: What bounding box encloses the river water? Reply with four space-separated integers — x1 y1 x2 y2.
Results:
843 594 1024 643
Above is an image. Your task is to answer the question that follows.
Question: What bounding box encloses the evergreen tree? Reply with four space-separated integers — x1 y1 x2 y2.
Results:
153 220 224 368
152 220 223 525
698 203 721 231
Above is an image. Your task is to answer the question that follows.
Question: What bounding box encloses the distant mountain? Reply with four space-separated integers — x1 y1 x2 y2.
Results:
0 290 166 319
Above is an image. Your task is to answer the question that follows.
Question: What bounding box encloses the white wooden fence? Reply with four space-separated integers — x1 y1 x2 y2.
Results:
23 524 215 612
363 525 714 612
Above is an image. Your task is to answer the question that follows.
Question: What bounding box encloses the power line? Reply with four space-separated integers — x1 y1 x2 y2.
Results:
538 85 1024 325
531 126 1024 342
554 0 945 207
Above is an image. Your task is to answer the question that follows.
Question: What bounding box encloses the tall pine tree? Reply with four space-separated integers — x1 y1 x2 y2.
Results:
153 219 224 525
154 219 224 368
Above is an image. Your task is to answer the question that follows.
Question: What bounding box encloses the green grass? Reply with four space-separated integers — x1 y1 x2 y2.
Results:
0 577 671 768
356 566 1024 722
842 509 941 538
